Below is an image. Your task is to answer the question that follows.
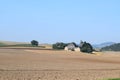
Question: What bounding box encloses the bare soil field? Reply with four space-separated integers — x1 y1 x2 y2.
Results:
0 48 120 80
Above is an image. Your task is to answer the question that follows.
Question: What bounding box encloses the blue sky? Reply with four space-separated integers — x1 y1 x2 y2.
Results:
0 0 120 44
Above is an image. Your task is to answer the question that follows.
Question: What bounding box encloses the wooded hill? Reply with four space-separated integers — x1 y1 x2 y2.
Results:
101 43 120 51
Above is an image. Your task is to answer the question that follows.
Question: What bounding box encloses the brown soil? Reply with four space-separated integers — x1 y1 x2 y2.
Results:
0 49 120 80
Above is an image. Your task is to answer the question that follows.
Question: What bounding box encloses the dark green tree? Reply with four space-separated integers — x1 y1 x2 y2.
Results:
53 42 67 50
80 41 93 53
31 40 39 46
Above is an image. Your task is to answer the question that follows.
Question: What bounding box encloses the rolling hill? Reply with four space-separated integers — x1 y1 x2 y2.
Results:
0 40 29 45
93 42 116 49
0 40 52 48
101 43 120 51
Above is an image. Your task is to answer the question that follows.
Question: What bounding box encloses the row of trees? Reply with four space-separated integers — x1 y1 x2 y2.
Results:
52 42 67 50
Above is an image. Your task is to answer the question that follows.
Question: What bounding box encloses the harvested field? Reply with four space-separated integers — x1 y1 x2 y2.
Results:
0 48 120 80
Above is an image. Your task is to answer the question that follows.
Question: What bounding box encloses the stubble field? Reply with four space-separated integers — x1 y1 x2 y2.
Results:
0 48 120 80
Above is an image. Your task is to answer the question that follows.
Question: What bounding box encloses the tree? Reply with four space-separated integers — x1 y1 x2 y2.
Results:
52 42 67 50
31 40 39 46
80 41 93 53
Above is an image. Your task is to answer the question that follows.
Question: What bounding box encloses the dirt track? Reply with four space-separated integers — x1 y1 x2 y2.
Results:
0 49 120 80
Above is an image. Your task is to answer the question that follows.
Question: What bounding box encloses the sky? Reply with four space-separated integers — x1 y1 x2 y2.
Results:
0 0 120 44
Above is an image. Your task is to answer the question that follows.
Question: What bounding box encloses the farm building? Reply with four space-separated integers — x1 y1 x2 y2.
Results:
64 43 80 52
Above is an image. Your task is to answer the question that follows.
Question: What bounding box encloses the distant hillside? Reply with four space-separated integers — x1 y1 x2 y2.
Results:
0 42 6 46
0 40 29 45
0 40 52 48
0 40 31 47
93 42 116 49
101 43 120 51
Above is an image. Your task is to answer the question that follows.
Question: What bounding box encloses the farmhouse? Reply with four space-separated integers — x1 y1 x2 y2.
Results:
64 43 80 52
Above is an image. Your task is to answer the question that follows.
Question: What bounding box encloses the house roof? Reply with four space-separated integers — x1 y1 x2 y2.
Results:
66 43 76 49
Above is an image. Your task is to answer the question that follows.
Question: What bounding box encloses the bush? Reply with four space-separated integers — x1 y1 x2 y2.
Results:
80 41 93 53
53 42 67 50
31 40 39 46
